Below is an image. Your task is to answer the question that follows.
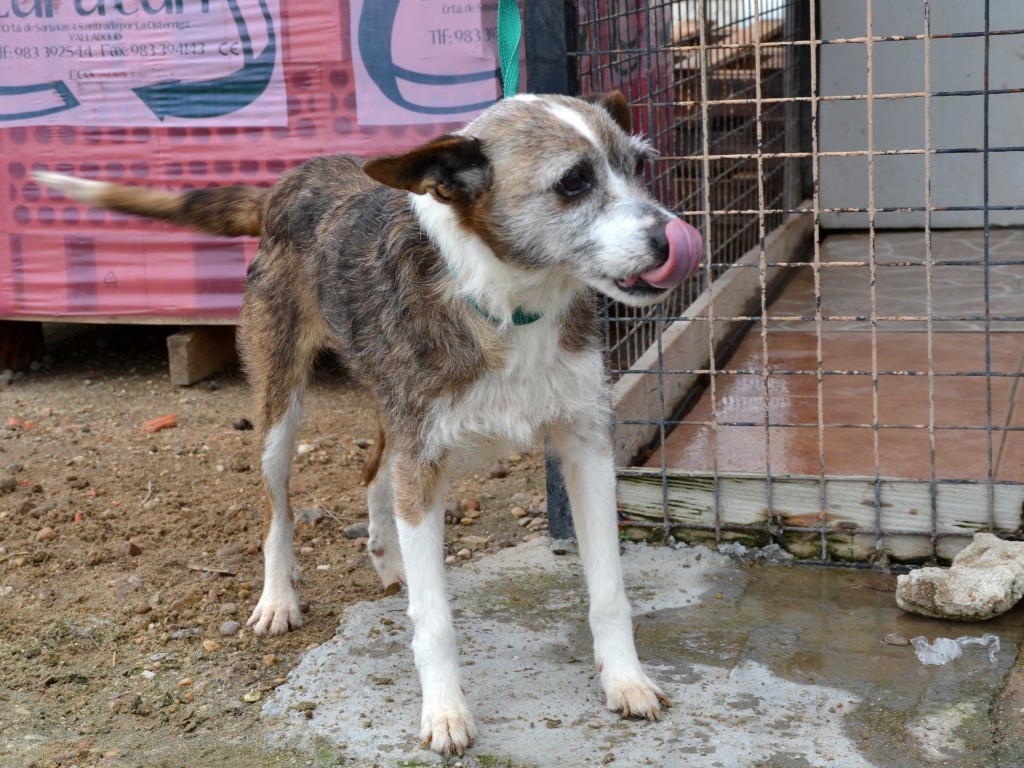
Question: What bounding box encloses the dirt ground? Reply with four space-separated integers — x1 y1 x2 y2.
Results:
0 324 549 768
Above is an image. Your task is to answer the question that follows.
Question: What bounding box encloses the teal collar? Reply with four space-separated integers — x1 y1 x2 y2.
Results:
464 295 543 326
448 264 543 327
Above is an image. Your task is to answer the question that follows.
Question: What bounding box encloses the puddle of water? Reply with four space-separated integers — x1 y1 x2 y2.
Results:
633 563 1024 768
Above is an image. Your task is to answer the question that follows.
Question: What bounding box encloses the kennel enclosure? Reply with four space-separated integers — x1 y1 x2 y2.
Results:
535 0 1024 565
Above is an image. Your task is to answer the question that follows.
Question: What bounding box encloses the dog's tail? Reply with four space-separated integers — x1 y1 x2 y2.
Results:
32 171 266 237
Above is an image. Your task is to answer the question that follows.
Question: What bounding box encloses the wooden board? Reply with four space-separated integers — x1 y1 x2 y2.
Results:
167 326 237 387
675 19 786 72
617 468 1024 563
610 207 813 466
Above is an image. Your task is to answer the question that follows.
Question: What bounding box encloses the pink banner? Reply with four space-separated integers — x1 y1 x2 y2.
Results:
0 0 286 127
0 0 516 321
350 0 502 126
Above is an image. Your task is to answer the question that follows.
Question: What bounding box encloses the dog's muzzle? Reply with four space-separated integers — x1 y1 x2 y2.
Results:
617 219 703 293
641 218 703 288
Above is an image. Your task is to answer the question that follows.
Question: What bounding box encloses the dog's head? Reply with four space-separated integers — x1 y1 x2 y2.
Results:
363 92 702 308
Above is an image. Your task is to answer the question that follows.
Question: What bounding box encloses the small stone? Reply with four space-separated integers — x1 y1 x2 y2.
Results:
295 507 323 524
178 677 193 687
524 531 544 542
122 540 142 557
882 634 909 646
202 639 221 652
444 501 463 524
296 443 316 455
141 670 156 681
343 522 369 540
457 548 471 558
216 542 244 558
444 555 456 564
219 621 242 637
0 476 15 494
141 414 176 434
242 690 262 703
512 492 532 507
219 603 237 615
36 526 56 542
460 498 480 511
488 464 509 479
896 533 1024 621
459 517 474 526
38 407 52 418
511 506 529 518
300 546 314 555
517 516 532 527
464 508 481 519
232 418 253 431
263 654 279 666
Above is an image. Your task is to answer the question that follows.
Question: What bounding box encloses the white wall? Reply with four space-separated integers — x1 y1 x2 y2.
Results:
819 0 1024 228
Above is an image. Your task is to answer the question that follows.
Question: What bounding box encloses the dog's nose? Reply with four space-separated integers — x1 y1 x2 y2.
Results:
638 219 703 289
649 227 671 265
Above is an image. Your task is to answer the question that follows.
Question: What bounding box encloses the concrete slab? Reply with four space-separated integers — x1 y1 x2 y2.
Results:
262 541 1024 768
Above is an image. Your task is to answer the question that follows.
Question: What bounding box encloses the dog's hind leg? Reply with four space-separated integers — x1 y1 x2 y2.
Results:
392 455 476 757
240 283 326 636
548 414 670 720
364 435 406 594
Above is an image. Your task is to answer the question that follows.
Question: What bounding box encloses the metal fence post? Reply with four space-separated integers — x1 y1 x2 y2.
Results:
526 1 579 538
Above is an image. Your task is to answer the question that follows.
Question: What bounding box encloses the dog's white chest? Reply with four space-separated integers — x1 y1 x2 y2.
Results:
423 323 606 464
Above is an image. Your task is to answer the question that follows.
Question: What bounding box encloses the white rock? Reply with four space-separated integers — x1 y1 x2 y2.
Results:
896 533 1024 621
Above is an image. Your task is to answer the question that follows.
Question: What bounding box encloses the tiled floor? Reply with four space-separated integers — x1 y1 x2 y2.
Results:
649 229 1024 481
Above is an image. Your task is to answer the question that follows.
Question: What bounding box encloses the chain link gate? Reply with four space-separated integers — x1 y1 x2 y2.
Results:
532 0 1024 565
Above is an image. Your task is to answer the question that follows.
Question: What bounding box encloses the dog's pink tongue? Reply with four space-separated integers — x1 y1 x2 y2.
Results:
640 219 703 289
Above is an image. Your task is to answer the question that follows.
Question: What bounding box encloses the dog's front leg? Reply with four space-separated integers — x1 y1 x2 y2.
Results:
392 457 477 756
548 418 670 720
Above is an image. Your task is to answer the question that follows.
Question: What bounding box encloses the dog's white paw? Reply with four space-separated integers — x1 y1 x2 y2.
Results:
419 705 477 757
603 673 670 720
367 537 405 596
247 591 303 636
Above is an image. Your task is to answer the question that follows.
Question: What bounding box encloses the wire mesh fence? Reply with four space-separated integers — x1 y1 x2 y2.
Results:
541 0 1024 565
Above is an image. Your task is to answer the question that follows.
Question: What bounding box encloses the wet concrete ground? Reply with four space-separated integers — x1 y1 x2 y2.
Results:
262 541 1024 767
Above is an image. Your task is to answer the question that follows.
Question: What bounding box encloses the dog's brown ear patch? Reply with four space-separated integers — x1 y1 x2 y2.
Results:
581 90 631 134
363 135 490 205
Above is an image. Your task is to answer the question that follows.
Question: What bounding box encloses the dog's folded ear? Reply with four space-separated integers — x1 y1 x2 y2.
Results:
362 135 491 205
580 90 631 134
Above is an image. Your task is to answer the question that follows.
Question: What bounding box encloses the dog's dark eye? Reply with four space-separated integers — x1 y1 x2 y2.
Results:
555 167 592 197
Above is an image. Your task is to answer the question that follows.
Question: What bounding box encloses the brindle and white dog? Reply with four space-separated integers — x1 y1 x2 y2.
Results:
35 91 702 757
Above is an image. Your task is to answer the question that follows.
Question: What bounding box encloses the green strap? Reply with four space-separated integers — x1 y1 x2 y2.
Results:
459 0 534 327
465 295 542 327
448 264 542 327
497 0 522 98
